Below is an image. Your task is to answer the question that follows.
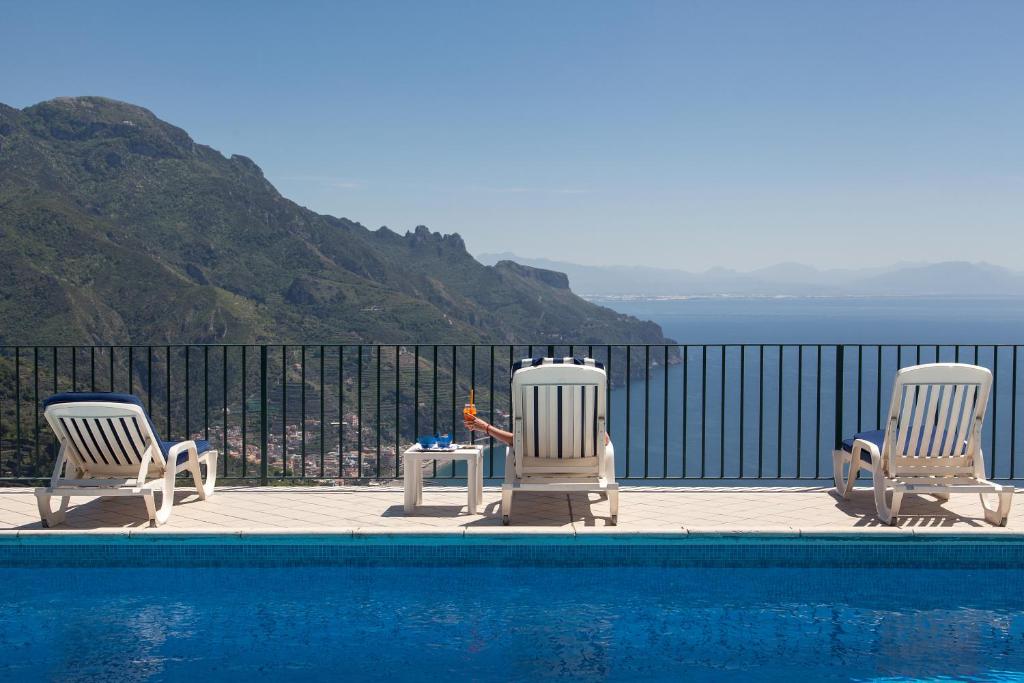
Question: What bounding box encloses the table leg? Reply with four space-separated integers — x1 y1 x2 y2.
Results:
416 460 424 506
467 457 478 514
404 454 415 514
475 453 483 512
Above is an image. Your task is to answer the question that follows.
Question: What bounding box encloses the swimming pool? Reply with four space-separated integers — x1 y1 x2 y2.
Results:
2 535 1023 682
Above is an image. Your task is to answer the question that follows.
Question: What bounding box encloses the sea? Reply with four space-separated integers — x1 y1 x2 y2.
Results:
578 296 1024 481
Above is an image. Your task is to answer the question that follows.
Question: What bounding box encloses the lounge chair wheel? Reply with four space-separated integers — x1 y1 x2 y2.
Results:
610 515 618 526
502 515 510 526
40 519 50 529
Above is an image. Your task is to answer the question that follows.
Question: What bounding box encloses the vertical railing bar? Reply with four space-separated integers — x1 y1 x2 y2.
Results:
834 345 845 475
663 345 669 478
815 344 822 479
605 345 612 437
701 344 707 478
412 345 419 448
955 345 961 363
394 345 400 479
301 345 307 479
145 347 151 416
222 345 228 477
777 345 783 479
357 345 364 479
336 346 351 469
643 344 649 478
204 346 209 441
320 346 327 477
165 345 171 439
90 346 95 392
34 347 40 468
14 348 21 478
281 345 288 479
259 345 268 485
739 345 746 478
757 345 764 478
719 345 726 479
992 345 998 477
876 346 883 429
430 344 438 479
432 344 438 454
489 345 495 478
625 346 632 478
857 345 863 431
377 345 383 479
470 344 477 451
1011 345 1018 480
682 345 689 478
185 346 191 441
242 346 248 479
450 345 457 479
796 345 804 478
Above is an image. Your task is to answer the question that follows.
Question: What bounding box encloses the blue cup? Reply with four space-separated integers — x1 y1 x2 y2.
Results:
436 433 453 448
417 435 437 449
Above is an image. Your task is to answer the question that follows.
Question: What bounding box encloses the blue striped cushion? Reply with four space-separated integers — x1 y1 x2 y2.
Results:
511 356 604 378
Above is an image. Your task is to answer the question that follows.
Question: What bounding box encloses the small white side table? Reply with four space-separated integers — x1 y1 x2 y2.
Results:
403 444 483 514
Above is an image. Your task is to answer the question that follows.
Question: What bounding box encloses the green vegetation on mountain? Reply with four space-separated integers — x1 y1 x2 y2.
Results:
0 96 669 347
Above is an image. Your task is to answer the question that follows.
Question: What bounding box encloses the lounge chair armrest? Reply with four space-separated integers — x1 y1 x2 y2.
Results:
851 439 882 471
166 440 199 469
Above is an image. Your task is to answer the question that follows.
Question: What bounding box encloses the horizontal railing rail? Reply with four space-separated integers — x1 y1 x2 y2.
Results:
0 344 1019 483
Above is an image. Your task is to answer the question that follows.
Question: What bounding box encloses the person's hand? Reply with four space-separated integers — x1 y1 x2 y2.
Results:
464 415 488 433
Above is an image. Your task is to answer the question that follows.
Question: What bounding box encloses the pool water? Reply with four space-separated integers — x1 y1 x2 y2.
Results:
2 565 1024 682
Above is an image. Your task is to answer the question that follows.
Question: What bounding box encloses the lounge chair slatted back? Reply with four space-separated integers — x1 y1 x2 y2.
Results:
884 365 989 478
520 383 601 461
54 413 155 474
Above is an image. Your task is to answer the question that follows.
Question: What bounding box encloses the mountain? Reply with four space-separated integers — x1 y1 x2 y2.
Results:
478 253 1024 298
0 97 668 346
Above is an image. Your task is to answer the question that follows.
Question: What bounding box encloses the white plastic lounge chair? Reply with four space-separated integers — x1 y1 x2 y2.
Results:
502 357 618 525
833 363 1013 526
36 392 217 527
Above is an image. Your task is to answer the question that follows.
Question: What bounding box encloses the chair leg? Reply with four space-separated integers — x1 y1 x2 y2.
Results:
189 452 217 500
501 485 513 525
833 450 858 499
148 469 178 526
608 485 619 525
981 489 1014 527
36 492 70 528
873 473 902 525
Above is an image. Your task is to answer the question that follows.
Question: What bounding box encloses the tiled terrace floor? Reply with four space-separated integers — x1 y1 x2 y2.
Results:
1 484 1022 536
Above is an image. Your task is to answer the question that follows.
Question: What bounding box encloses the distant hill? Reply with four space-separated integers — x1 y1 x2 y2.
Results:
0 97 669 346
478 253 1024 298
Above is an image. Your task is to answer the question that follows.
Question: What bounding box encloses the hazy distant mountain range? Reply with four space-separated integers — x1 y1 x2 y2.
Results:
478 254 1024 298
0 96 668 346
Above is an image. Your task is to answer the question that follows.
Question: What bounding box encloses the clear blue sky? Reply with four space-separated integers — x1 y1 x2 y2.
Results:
2 1 1022 271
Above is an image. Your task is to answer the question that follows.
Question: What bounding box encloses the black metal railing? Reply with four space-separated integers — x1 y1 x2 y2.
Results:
0 344 1020 483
